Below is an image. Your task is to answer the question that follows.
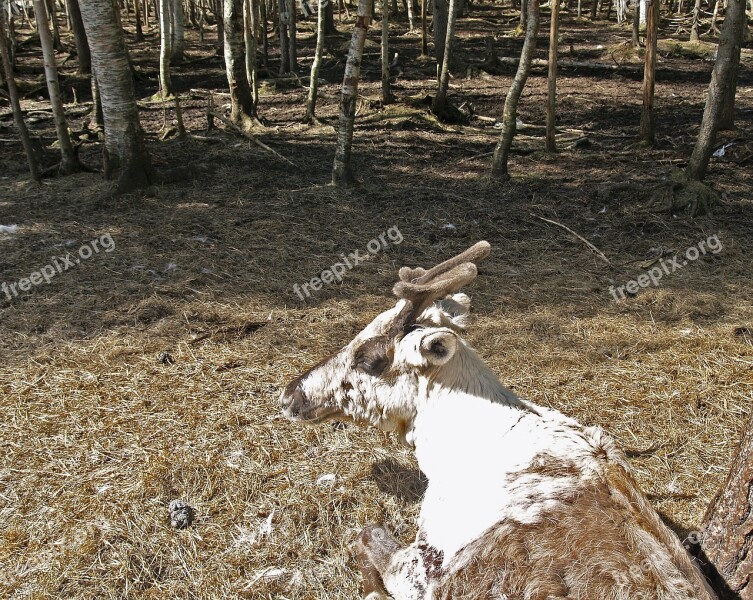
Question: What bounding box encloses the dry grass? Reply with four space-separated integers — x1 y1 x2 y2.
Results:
1 6 753 599
1 162 751 598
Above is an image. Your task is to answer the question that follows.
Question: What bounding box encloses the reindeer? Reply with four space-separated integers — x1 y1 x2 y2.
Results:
279 242 717 600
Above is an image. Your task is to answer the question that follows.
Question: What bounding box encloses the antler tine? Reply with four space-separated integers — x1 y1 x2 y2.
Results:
388 242 491 336
398 241 491 284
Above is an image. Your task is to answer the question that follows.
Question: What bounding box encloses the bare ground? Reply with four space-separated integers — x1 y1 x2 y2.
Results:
1 4 752 598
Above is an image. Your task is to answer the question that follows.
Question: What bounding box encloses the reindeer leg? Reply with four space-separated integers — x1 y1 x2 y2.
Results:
351 524 401 599
352 525 431 600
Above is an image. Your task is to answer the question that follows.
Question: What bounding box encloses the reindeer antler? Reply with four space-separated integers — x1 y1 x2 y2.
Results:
390 241 491 333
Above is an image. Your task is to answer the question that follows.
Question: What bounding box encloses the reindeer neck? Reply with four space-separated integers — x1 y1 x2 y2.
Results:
424 341 525 409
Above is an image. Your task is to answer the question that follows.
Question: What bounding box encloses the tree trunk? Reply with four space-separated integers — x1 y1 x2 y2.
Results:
420 0 427 55
171 0 186 61
701 409 753 599
244 0 258 107
278 0 289 73
224 0 257 127
491 0 539 180
287 0 297 72
91 66 104 133
133 0 144 40
381 0 392 104
260 0 269 67
158 0 174 97
689 0 701 41
46 0 63 51
332 0 372 186
66 0 91 73
323 0 337 33
78 0 153 192
718 20 744 130
686 0 746 181
432 0 457 113
640 0 658 144
433 0 447 78
305 0 326 122
406 0 414 29
546 0 559 152
33 0 79 174
0 13 40 181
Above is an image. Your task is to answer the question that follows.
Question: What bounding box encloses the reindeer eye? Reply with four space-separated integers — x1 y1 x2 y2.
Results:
354 355 388 376
353 339 390 376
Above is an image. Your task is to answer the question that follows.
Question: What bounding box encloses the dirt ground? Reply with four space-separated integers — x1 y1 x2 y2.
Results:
1 3 752 598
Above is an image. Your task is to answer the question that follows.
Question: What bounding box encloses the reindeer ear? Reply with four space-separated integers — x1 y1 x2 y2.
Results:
419 329 458 366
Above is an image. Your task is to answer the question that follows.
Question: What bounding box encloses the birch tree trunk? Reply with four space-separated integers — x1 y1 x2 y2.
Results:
279 0 289 73
0 12 40 181
406 0 414 30
243 0 258 107
134 0 144 40
700 409 753 599
158 0 174 97
640 0 658 144
305 0 326 122
381 0 392 104
46 0 63 50
66 0 91 73
432 0 457 113
332 0 372 186
433 0 447 78
689 0 701 41
33 0 79 174
420 0 427 55
171 0 186 61
491 0 539 180
718 20 744 129
686 0 746 180
224 0 257 128
287 0 297 72
546 0 559 152
78 0 153 192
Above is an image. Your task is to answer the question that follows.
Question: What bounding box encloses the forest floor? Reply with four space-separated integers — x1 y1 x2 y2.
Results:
1 3 753 598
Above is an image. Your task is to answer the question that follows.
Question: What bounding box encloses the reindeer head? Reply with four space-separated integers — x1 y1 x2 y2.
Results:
279 242 491 444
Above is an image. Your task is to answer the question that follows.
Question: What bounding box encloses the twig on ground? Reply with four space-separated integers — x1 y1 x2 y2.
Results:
533 214 613 266
208 110 298 167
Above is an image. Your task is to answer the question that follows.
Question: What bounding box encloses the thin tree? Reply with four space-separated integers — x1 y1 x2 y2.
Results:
171 0 186 61
78 0 153 192
686 0 746 180
546 0 559 152
66 0 91 73
33 0 80 174
332 0 372 186
134 0 144 41
432 0 458 114
491 0 539 180
158 0 174 97
718 20 745 129
0 12 40 181
420 0 427 56
223 0 257 128
640 0 658 144
689 0 702 42
700 409 753 599
279 0 289 72
305 0 326 123
287 0 297 72
433 0 448 78
243 0 258 108
381 0 392 104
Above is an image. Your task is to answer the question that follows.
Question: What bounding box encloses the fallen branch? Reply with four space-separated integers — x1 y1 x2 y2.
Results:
208 110 298 167
533 214 613 266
